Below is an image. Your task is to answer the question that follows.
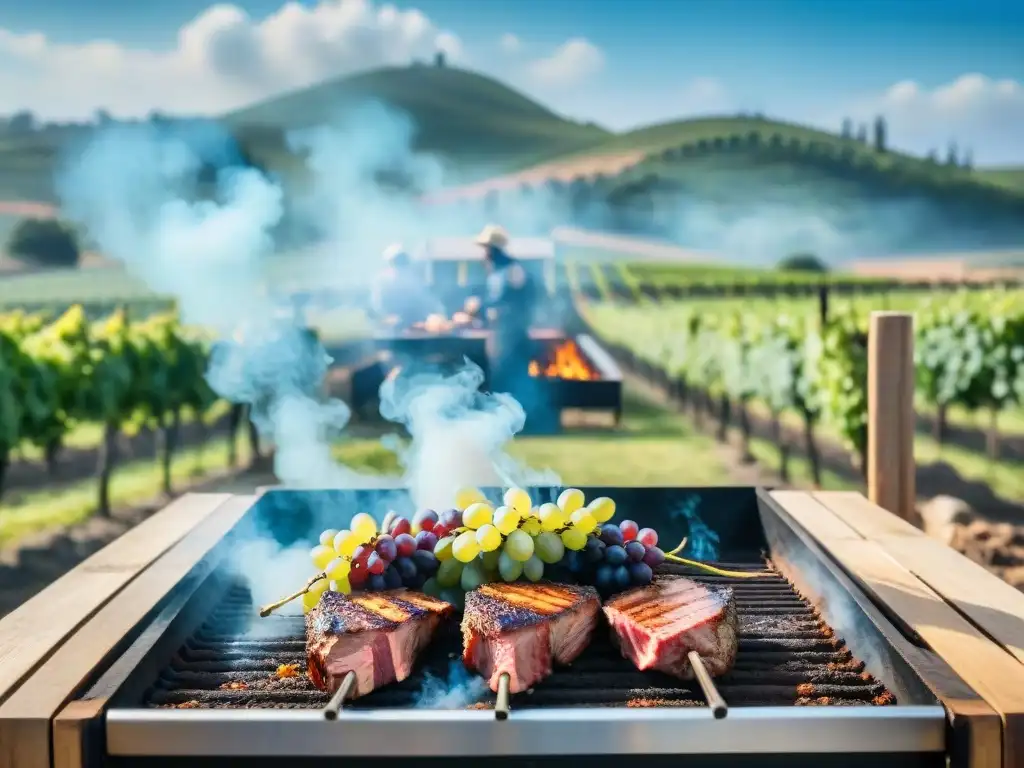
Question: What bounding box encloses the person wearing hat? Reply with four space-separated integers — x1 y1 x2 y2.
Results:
369 243 442 330
465 224 539 400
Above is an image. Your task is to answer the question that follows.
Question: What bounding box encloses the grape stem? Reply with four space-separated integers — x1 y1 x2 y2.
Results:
259 573 327 617
664 554 767 579
667 536 688 556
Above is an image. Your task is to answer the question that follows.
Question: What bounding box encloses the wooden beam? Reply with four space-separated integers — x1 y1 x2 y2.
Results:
871 535 1024 667
828 537 1024 768
813 490 922 538
0 493 230 708
771 491 1021 768
866 312 916 520
770 490 865 542
0 495 255 768
814 491 1024 665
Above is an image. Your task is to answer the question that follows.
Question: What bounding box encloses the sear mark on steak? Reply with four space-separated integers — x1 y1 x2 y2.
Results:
306 589 453 698
603 576 738 679
462 582 601 694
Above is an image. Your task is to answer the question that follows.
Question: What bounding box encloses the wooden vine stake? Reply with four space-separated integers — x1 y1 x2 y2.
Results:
867 312 916 522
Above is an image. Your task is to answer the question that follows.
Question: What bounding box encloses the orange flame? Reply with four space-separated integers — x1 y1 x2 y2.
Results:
529 339 596 381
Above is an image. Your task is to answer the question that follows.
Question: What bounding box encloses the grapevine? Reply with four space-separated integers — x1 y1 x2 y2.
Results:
582 288 1023 476
0 305 219 507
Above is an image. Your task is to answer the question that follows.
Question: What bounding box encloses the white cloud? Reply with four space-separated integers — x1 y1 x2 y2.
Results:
678 77 733 116
0 0 464 119
499 33 521 54
847 73 1024 165
527 38 604 89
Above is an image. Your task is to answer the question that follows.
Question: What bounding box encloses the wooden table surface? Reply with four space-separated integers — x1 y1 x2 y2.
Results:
771 490 1024 768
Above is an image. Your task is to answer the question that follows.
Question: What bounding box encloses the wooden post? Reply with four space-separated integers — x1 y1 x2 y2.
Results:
867 312 915 521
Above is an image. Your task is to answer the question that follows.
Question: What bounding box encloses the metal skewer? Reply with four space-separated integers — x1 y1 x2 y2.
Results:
259 573 327 617
323 671 358 720
688 651 727 719
494 673 511 721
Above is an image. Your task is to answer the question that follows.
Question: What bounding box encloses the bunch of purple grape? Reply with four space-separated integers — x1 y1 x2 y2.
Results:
353 510 441 591
557 519 666 597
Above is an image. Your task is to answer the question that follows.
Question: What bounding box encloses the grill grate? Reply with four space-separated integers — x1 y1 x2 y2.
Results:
143 562 895 711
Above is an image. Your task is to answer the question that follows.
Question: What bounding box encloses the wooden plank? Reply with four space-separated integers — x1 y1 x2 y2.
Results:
769 491 864 542
814 490 923 538
814 491 1024 666
770 490 1003 768
867 312 916 520
874 534 1024 667
0 493 230 708
0 495 255 768
825 538 1024 768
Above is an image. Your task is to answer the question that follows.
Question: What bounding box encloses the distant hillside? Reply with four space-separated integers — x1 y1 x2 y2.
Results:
0 65 611 202
977 166 1024 192
1 67 1022 259
431 115 1024 257
450 115 1024 201
225 65 611 176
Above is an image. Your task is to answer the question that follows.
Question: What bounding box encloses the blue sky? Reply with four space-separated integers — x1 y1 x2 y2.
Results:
1 0 1022 164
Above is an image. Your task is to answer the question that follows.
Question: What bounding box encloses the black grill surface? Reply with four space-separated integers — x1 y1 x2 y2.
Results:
143 562 895 711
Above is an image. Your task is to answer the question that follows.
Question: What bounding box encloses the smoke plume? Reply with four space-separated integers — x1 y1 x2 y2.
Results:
415 660 489 709
379 362 560 511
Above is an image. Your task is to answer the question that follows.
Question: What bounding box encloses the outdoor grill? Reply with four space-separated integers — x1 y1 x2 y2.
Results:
343 330 492 411
524 331 623 430
40 486 979 768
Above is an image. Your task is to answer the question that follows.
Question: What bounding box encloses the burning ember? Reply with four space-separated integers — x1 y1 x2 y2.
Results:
529 339 597 381
275 663 302 679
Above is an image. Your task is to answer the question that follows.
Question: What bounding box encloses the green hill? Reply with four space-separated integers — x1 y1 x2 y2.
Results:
1 67 1022 256
227 65 610 174
976 166 1024 192
531 115 1023 202
0 65 611 203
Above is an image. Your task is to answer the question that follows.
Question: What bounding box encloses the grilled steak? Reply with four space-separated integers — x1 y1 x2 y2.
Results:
603 576 737 678
306 589 453 698
462 582 601 694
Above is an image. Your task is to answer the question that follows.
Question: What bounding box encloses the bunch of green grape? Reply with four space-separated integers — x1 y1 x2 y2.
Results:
426 486 617 608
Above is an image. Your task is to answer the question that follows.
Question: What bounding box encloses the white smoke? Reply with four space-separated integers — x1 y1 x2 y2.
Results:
379 363 560 511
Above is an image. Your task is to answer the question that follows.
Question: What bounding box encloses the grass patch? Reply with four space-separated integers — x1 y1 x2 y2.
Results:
328 388 733 487
0 438 247 547
749 401 1024 502
15 400 234 461
745 434 857 491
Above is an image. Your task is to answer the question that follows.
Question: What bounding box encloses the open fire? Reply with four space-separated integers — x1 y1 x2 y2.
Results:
529 338 597 381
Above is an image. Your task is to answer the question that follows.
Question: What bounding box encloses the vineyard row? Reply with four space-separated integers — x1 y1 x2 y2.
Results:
581 290 1024 484
0 306 223 511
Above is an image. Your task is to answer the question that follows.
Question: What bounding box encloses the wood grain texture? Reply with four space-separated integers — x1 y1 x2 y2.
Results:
827 537 1024 768
770 490 865 542
867 312 916 520
872 535 1024 666
813 490 923 538
0 493 230 708
772 490 1020 768
814 491 1024 666
0 494 254 768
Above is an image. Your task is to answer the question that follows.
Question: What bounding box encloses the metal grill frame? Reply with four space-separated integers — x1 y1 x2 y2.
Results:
70 487 962 765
